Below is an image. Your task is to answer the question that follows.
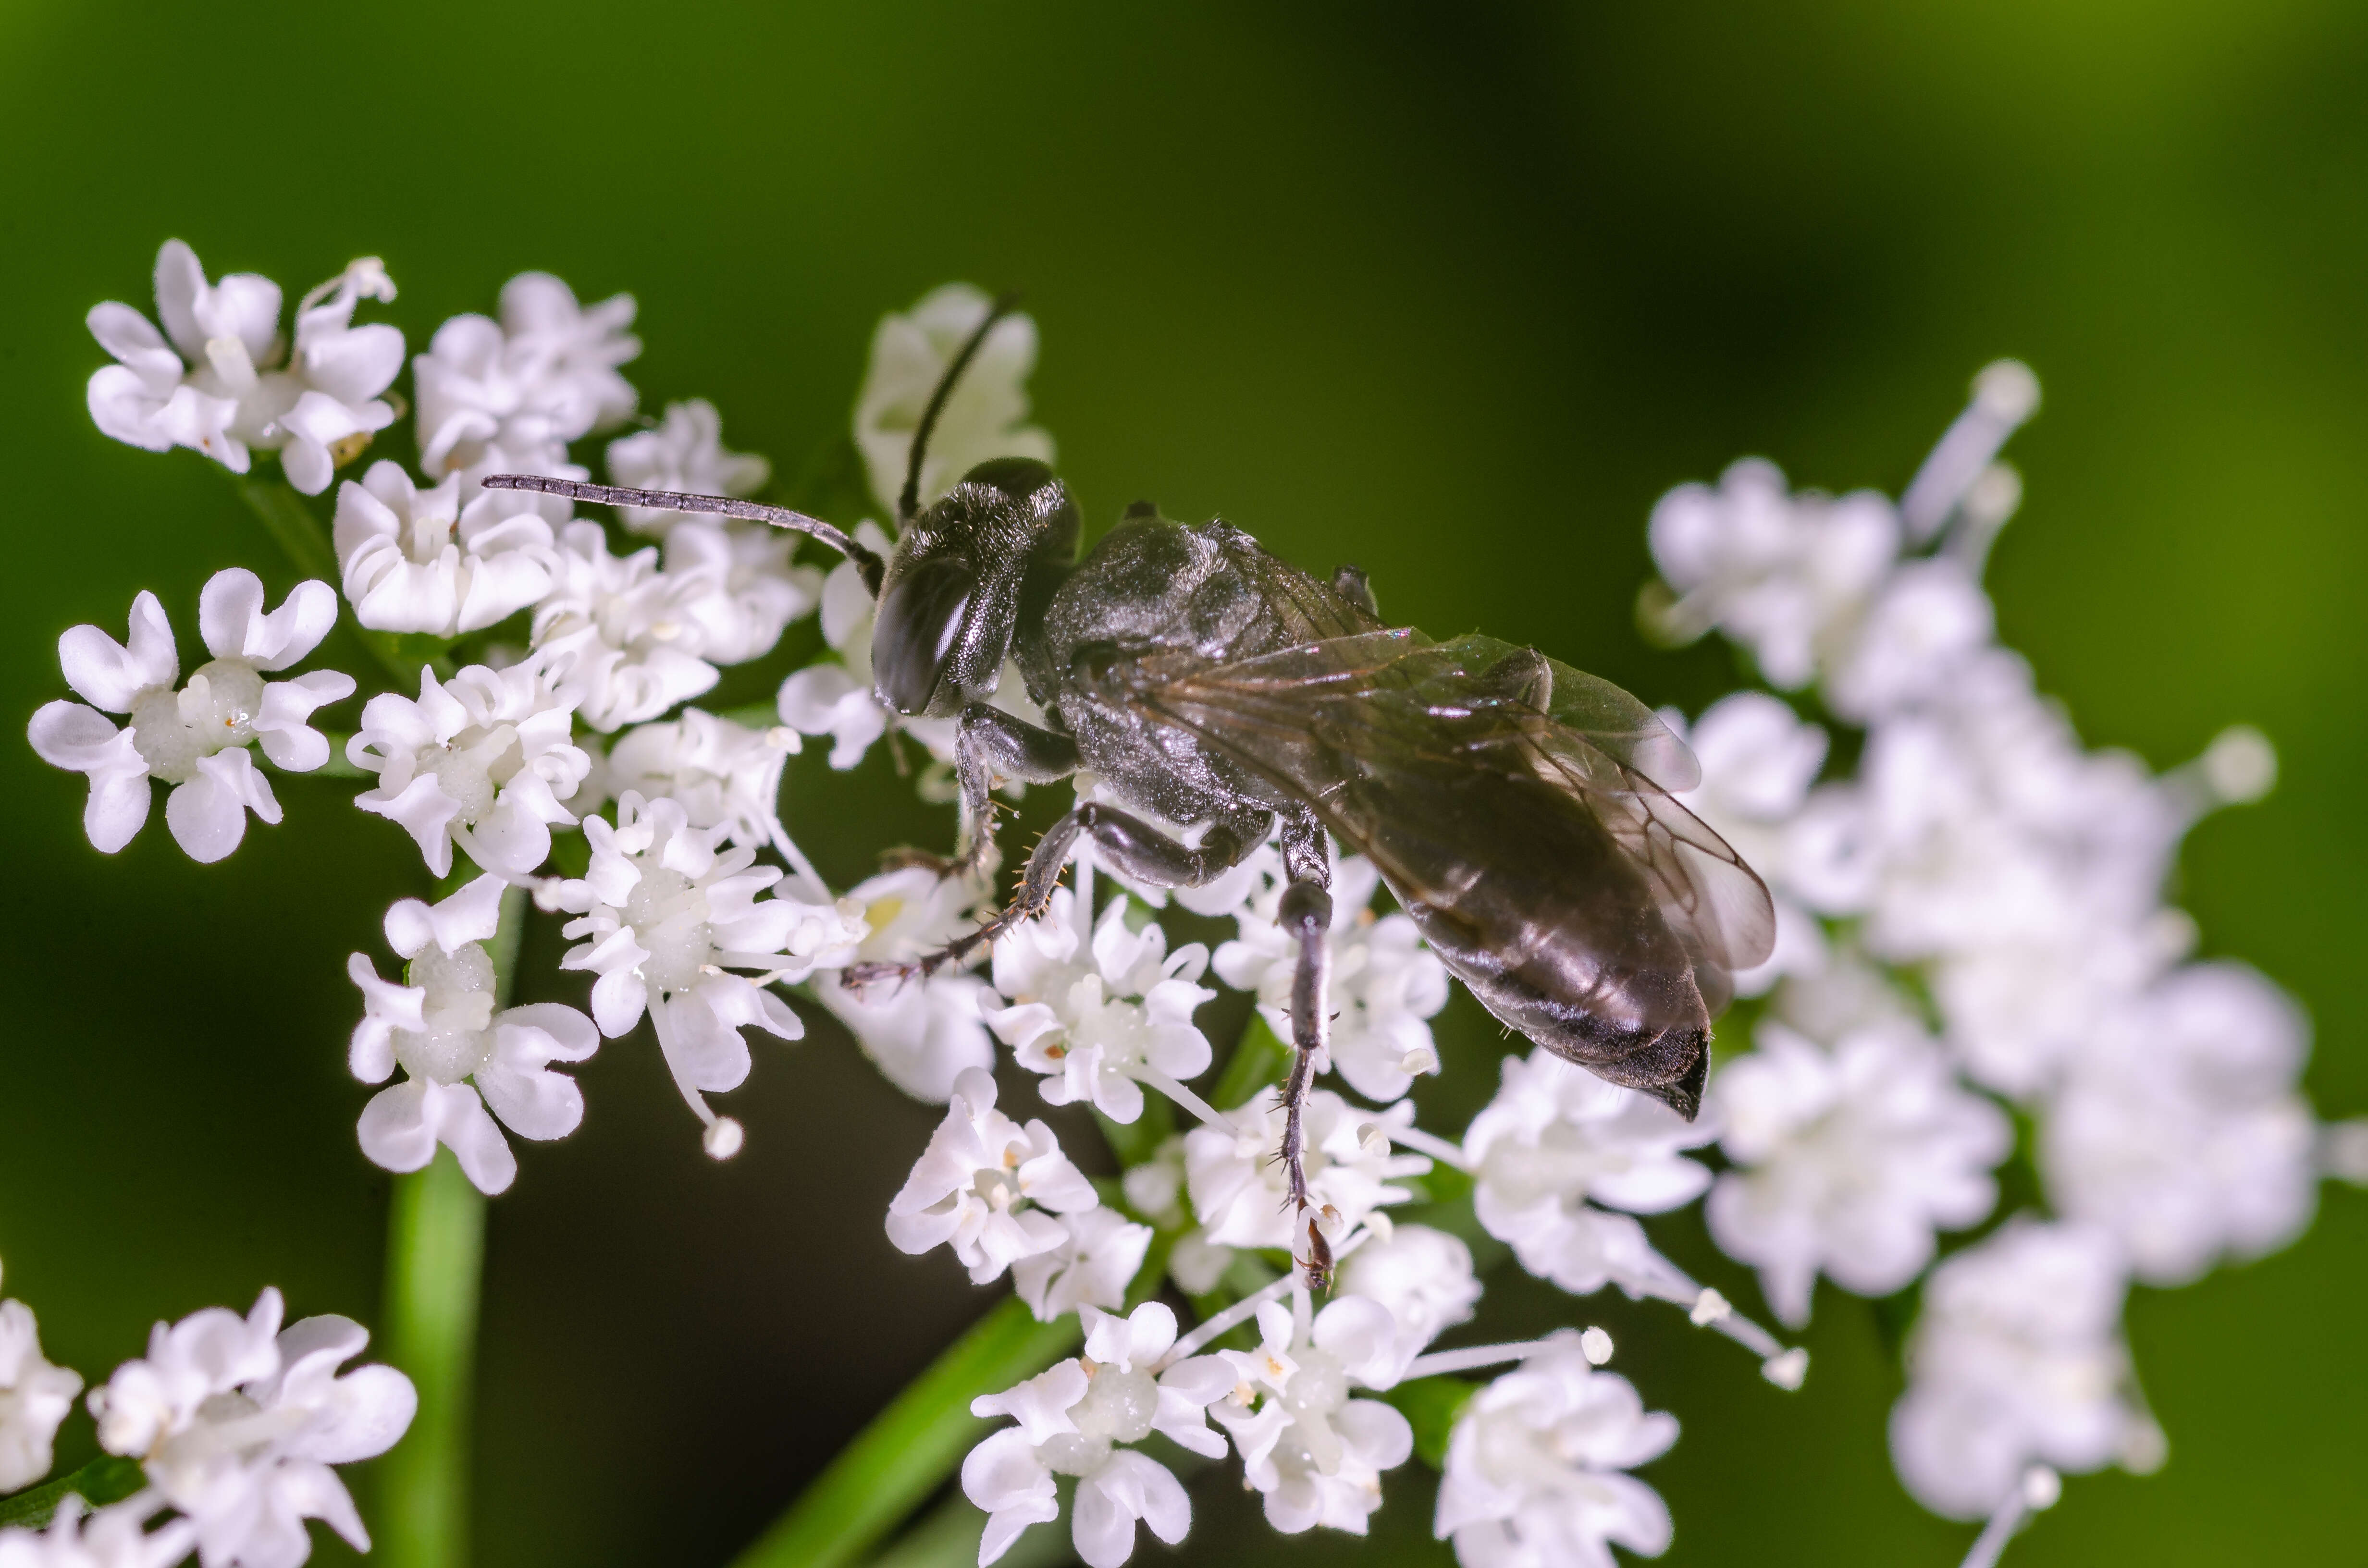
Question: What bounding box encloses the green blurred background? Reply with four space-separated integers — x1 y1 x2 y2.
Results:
1 1 2362 1563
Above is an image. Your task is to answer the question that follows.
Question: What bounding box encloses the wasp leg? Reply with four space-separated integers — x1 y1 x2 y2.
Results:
845 798 1268 992
943 705 1080 880
1273 808 1335 1217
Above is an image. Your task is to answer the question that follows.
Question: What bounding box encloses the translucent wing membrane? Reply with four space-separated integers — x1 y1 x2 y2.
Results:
1134 629 1775 1113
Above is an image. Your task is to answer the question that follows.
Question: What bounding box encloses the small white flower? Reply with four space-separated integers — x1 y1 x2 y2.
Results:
1335 1224 1482 1387
1466 1051 1715 1301
1644 457 1899 689
347 659 589 878
2042 961 2317 1286
1433 1331 1679 1568
347 874 599 1194
1706 1021 2010 1326
86 243 403 494
1184 1090 1429 1267
29 570 352 862
87 1289 416 1568
1212 856 1450 1103
555 793 853 1138
661 520 824 666
1011 1206 1154 1323
812 865 995 1103
962 1303 1232 1568
1209 1299 1415 1536
414 273 638 477
1888 1219 2155 1520
605 399 772 535
604 708 799 850
983 890 1216 1123
0 1294 82 1492
331 460 557 636
885 1067 1098 1286
855 284 1053 515
531 523 719 732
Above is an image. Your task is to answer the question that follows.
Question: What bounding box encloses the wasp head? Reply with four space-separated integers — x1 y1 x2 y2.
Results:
871 456 1079 718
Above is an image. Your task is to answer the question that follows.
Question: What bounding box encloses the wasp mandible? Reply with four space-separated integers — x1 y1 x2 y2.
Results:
486 300 1776 1241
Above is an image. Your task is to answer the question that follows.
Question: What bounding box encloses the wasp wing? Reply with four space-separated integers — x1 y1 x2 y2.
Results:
1140 628 1774 1115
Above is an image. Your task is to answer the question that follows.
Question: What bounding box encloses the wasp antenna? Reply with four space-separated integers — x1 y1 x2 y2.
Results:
480 476 885 596
898 290 1024 527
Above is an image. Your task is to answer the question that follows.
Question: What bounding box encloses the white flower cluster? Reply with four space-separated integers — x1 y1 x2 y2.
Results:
60 239 2332 1568
56 249 1076 1188
0 1271 412 1568
1643 363 2336 1524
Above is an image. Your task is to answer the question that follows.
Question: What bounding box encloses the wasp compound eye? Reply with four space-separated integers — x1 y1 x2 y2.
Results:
871 553 977 717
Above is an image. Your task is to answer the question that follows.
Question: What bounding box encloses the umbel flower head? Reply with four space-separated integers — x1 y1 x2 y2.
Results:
28 569 353 862
347 874 600 1194
854 283 1052 514
331 460 557 636
412 271 638 478
86 1288 415 1568
348 658 590 879
886 1068 1100 1286
1434 1331 1680 1568
553 791 863 1149
86 242 403 494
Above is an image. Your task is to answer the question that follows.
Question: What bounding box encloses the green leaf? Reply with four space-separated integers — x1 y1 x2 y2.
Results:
731 1297 1081 1568
0 1456 147 1530
1384 1376 1478 1470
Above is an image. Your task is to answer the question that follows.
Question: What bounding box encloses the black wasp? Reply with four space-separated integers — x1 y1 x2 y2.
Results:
487 301 1776 1256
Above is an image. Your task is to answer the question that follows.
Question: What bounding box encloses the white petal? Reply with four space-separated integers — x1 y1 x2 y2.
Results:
357 1080 438 1172
165 749 279 862
59 592 176 711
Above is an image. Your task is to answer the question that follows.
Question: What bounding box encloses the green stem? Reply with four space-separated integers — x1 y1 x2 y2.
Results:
375 882 523 1568
731 1298 1081 1568
0 1456 147 1530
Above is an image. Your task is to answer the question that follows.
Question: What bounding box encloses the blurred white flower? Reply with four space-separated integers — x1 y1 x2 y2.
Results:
555 793 856 1143
331 460 556 636
29 571 352 862
855 283 1052 515
88 1289 415 1568
1888 1220 2157 1520
812 865 995 1103
1822 558 1997 723
1334 1224 1481 1386
605 399 771 535
983 890 1216 1123
1011 1207 1154 1323
1434 1332 1678 1568
531 522 720 732
2042 961 2318 1286
0 1296 82 1492
1706 1021 2010 1326
963 1303 1231 1568
885 1068 1098 1285
1208 1299 1414 1536
1466 1050 1714 1301
348 658 588 878
415 272 637 477
0 1499 192 1568
346 874 598 1194
661 520 823 666
86 243 403 494
1643 458 1898 689
1185 1090 1428 1261
1213 855 1449 1103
